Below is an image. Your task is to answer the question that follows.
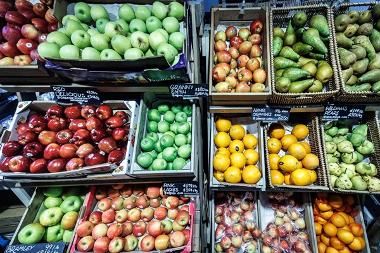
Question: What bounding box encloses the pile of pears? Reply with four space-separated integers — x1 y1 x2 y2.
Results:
273 12 333 94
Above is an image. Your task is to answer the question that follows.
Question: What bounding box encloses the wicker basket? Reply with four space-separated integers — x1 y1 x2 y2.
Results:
269 5 340 104
332 2 380 103
264 114 329 191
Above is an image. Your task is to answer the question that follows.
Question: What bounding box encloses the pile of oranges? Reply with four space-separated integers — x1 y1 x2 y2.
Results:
213 118 262 184
267 123 319 186
314 193 366 253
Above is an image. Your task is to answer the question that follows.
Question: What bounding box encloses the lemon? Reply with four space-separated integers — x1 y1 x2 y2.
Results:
291 124 309 140
213 170 224 182
269 123 285 139
291 168 312 186
216 147 230 156
288 143 307 160
278 155 299 173
269 154 280 170
229 140 244 153
270 170 285 185
229 125 246 140
224 166 241 183
213 154 230 172
214 132 231 148
244 149 259 165
281 134 298 150
243 134 258 149
267 138 282 154
215 118 231 132
230 152 246 169
242 165 261 184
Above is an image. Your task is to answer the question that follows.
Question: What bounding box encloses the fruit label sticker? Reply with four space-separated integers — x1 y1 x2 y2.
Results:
5 242 65 253
163 182 199 196
169 83 208 99
51 86 102 105
323 105 365 120
252 106 290 122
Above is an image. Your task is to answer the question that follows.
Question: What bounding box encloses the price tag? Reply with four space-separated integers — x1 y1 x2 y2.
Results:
5 242 66 253
252 106 290 122
169 84 208 99
162 182 199 196
51 86 102 105
323 105 365 120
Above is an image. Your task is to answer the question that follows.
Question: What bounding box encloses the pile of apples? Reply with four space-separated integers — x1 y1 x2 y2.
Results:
214 192 260 253
261 192 312 253
0 0 57 66
212 20 267 93
38 1 185 64
75 184 191 252
0 104 129 173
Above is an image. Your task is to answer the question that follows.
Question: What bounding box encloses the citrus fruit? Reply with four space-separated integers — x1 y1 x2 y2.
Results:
213 154 230 172
229 140 244 153
243 134 258 149
242 165 261 184
318 242 327 253
269 123 285 139
224 166 241 183
269 154 280 170
281 134 298 150
299 141 311 153
278 155 299 172
215 118 231 132
337 229 354 244
309 170 317 183
315 222 322 235
284 173 292 185
288 143 307 160
229 125 245 140
330 214 346 228
214 132 231 148
324 223 338 237
292 124 309 140
330 237 345 250
270 170 284 185
216 147 230 156
213 170 224 182
267 138 282 154
302 153 319 170
326 247 339 253
230 152 246 169
290 168 312 186
244 149 259 165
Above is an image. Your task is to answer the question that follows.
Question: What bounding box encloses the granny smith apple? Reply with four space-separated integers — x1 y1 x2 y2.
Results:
90 5 108 21
183 105 192 116
118 4 135 22
169 31 185 50
175 112 188 123
175 134 187 146
147 121 158 132
146 149 158 159
177 122 190 135
62 230 74 243
148 109 161 122
87 28 99 37
130 31 149 52
178 144 191 159
59 45 80 59
62 187 82 199
157 152 163 159
163 111 175 123
162 147 177 162
135 6 151 21
39 207 63 226
146 16 162 33
167 162 173 170
140 137 155 151
81 23 89 31
115 19 129 35
47 31 71 47
168 2 184 21
62 15 80 26
158 121 170 133
44 196 63 208
45 224 64 243
137 152 153 168
163 17 180 34
173 157 186 170
111 34 131 55
154 141 163 153
60 195 82 213
160 134 174 148
171 105 182 113
165 131 175 138
61 211 79 230
100 49 122 60
158 104 170 113
124 48 144 60
71 30 91 49
105 21 123 38
146 132 159 142
44 187 63 198
145 48 155 57
170 122 178 133
64 19 84 37
156 28 169 40
90 33 110 51
74 2 92 23
187 133 191 144
152 1 168 20
152 158 167 170
96 18 109 33
38 42 60 59
129 19 147 33
18 223 45 244
82 47 101 60
157 42 178 64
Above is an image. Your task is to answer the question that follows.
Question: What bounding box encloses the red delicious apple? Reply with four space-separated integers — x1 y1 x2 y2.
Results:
169 231 186 247
43 143 60 159
0 157 11 172
15 0 33 12
17 122 30 135
69 119 86 131
250 20 263 34
46 104 63 118
37 33 47 43
33 3 47 17
0 1 12 18
96 105 112 120
93 237 110 253
230 36 243 49
47 158 66 173
66 157 84 171
154 207 167 221
16 38 37 55
113 111 128 124
141 207 154 222
77 221 94 237
139 235 155 252
81 105 96 119
102 209 116 224
56 129 73 144
76 143 94 158
28 115 47 133
107 150 124 164
64 105 81 119
111 128 127 141
105 116 123 129
85 116 103 131
77 236 94 252
133 221 146 237
72 129 91 146
85 152 106 166
111 196 124 211
115 209 128 223
18 131 37 145
20 9 35 20
122 222 133 237
91 128 106 143
44 8 57 24
48 22 58 32
2 141 22 157
31 18 47 33
98 137 117 153
5 11 27 26
8 155 30 172
0 42 21 57
123 196 136 209
38 130 56 145
47 117 67 131
89 211 102 225
2 25 21 44
107 223 123 239
59 143 77 159
108 237 124 253
23 141 43 158
127 208 141 222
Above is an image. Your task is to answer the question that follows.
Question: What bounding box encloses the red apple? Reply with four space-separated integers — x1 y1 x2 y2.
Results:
72 129 90 146
225 26 237 40
155 234 169 250
69 119 86 131
48 22 57 32
237 55 249 68
102 209 116 224
66 158 84 171
230 36 243 49
250 45 262 58
20 9 35 20
108 188 120 199
167 208 178 220
238 41 252 55
64 105 81 119
85 152 106 166
214 31 226 41
133 221 146 237
46 104 63 118
8 155 30 172
37 33 47 43
238 68 253 82
141 207 154 222
85 116 103 131
81 105 96 119
212 65 227 82
15 0 33 12
107 223 123 239
23 142 43 158
76 221 94 237
182 229 190 245
16 38 37 55
0 157 11 172
250 20 263 34
120 186 132 197
43 143 60 159
228 47 239 59
33 3 47 17
123 196 136 209
214 40 227 52
2 25 21 44
111 128 128 141
107 149 124 164
216 50 231 64
98 198 111 211
149 198 161 208
238 28 251 41
18 131 37 145
127 208 141 222
28 115 47 133
47 158 66 173
30 49 42 61
248 33 261 45
105 116 123 129
175 210 190 226
47 117 67 132
115 209 128 223
122 222 133 237
56 129 73 144
146 186 160 199
5 11 27 26
76 143 94 158
253 68 266 83
135 195 148 209
91 128 106 142
31 18 48 33
89 211 102 225
93 237 110 253
17 122 30 135
96 105 112 120
139 235 155 252
38 130 56 145
165 196 179 209
111 196 124 211
0 42 20 57
108 237 124 253
154 207 167 220
2 141 22 157
98 137 117 153
95 188 107 200
59 143 77 159
169 231 186 247
113 111 128 124
147 220 163 237
0 1 12 18
77 236 94 252
44 8 57 24
246 58 260 72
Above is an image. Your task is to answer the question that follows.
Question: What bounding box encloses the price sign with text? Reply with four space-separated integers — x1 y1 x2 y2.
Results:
163 182 199 196
252 106 290 122
52 86 102 105
5 242 66 253
169 84 208 99
323 105 365 120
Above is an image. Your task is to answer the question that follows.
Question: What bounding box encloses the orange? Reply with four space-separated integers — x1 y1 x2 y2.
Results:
216 147 230 156
224 166 241 183
281 134 298 150
270 170 284 185
349 223 364 237
309 170 317 183
267 138 282 154
215 118 231 132
229 140 244 153
278 155 299 172
291 124 309 140
269 154 280 170
330 237 345 250
320 210 334 220
244 149 259 165
242 165 261 184
214 132 231 148
299 141 311 153
337 229 354 244
288 143 307 160
326 247 339 253
213 170 224 182
318 242 327 253
243 134 258 149
230 152 246 169
324 223 338 237
302 153 320 170
284 173 292 185
269 123 285 139
315 222 323 235
321 234 330 246
330 214 346 228
229 125 245 140
290 168 312 186
348 237 364 251
213 154 230 172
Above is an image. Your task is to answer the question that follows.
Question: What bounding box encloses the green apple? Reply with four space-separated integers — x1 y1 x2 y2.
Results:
175 134 187 146
129 19 147 33
62 230 74 243
130 31 149 52
163 147 177 162
152 158 167 170
137 152 153 168
169 31 184 50
111 34 131 55
44 196 63 208
62 15 80 26
178 144 191 159
81 23 89 31
173 157 186 170
74 2 92 23
39 207 63 226
156 28 169 40
62 187 82 199
177 122 190 134
163 17 180 34
46 31 71 47
59 45 80 59
135 6 151 21
149 30 167 51
160 134 174 148
145 48 155 57
118 4 135 22
124 48 144 60
146 16 162 33
71 30 91 49
64 19 84 37
96 18 109 33
81 47 100 60
37 42 60 59
61 211 78 230
45 224 64 243
18 223 45 244
164 111 175 123
100 49 122 60
90 33 110 51
168 2 184 21
115 19 129 35
87 28 99 37
157 42 178 64
152 1 168 20
90 5 108 21
105 21 123 38
60 195 82 213
43 187 63 197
